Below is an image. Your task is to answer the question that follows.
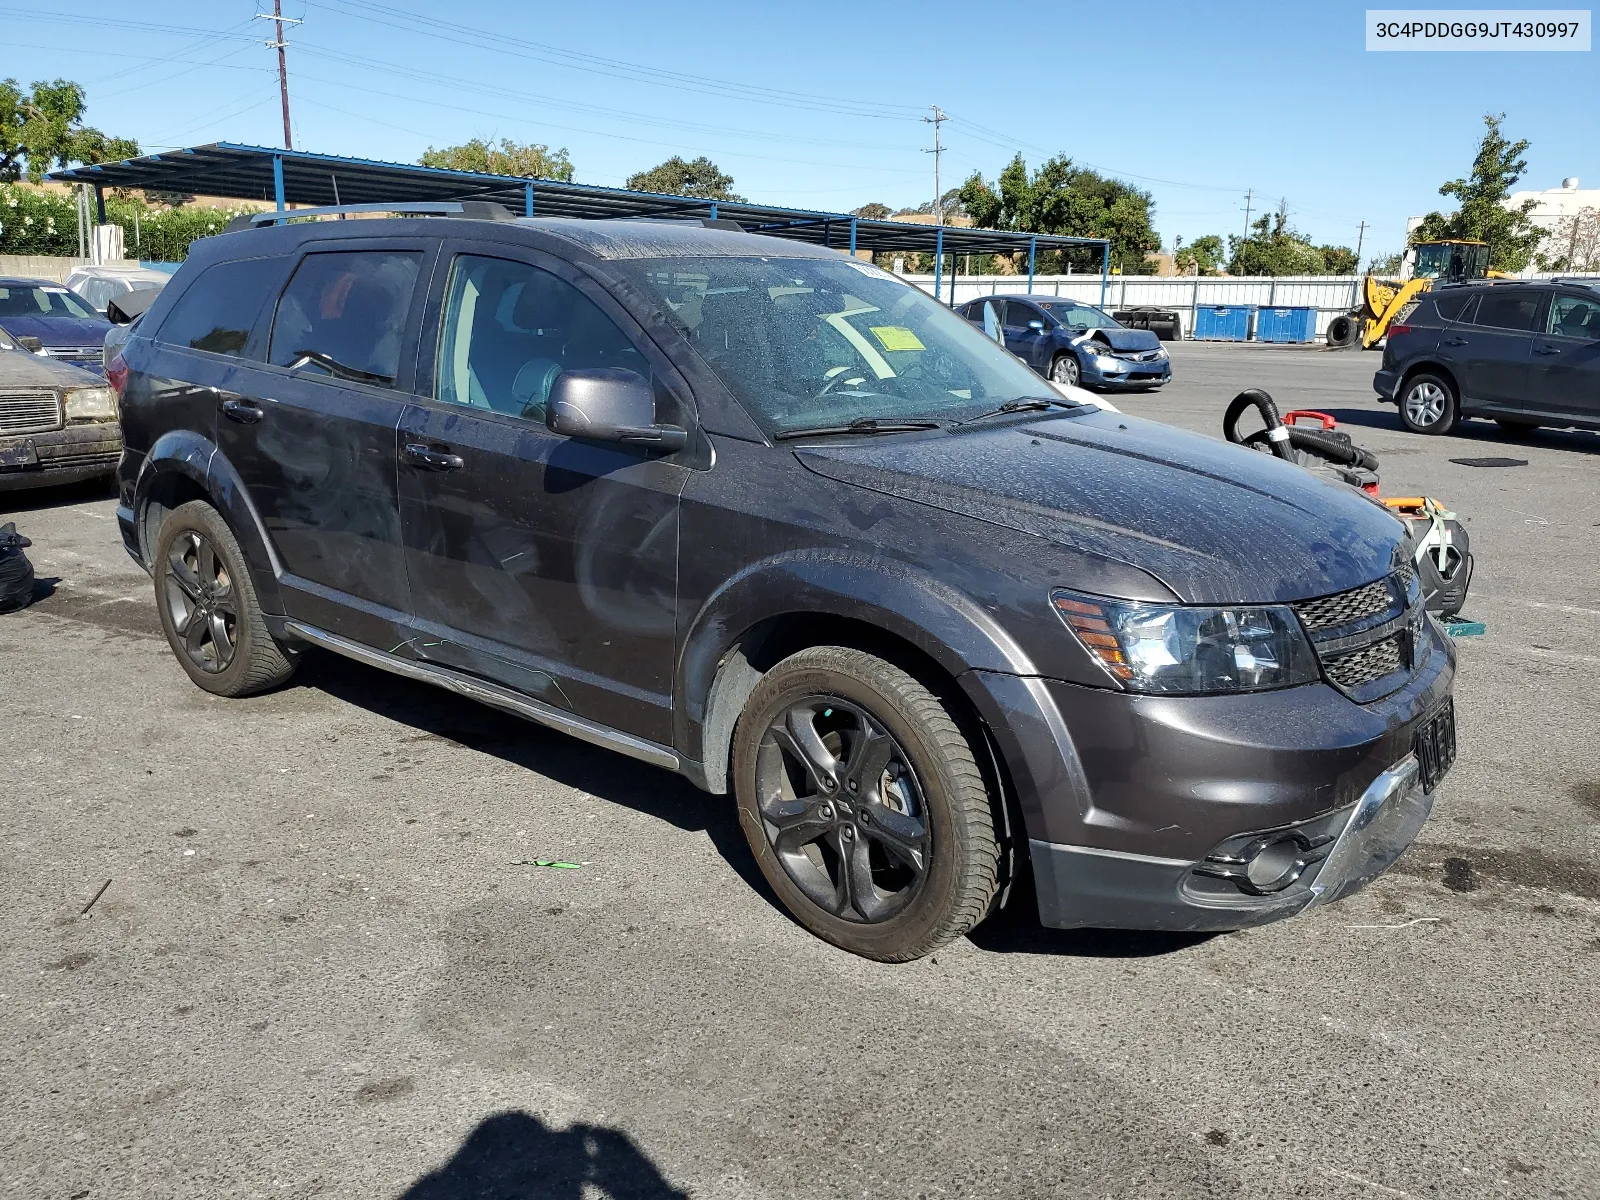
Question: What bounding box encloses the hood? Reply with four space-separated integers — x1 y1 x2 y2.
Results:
0 346 104 389
0 312 111 349
794 412 1406 605
1078 326 1162 353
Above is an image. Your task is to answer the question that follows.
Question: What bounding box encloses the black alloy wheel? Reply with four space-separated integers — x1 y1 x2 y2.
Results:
754 696 930 923
163 529 238 674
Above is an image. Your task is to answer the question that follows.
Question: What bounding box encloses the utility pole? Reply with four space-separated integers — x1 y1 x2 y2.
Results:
923 105 947 224
256 2 301 150
1355 220 1367 269
1241 188 1253 238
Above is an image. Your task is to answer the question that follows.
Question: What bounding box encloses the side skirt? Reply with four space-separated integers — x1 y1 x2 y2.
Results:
282 620 681 773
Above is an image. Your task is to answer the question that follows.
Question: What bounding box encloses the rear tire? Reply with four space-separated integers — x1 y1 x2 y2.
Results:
732 646 999 962
153 500 297 698
1398 372 1458 435
1325 314 1359 348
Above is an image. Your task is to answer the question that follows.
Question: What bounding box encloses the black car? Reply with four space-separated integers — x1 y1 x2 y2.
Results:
1374 279 1600 435
110 209 1453 961
956 294 1171 391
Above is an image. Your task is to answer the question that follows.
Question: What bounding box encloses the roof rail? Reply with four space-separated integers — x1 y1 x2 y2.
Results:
224 200 514 233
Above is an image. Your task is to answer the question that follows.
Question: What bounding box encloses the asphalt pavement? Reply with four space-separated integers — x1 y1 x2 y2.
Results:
2 340 1597 1199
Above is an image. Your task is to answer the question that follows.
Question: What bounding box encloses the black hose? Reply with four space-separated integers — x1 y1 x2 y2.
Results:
1223 389 1297 462
1287 426 1379 471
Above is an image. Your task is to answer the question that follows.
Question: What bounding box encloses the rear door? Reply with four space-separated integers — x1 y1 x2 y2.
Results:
1448 288 1543 411
1002 300 1050 370
396 243 691 744
217 238 436 648
1529 291 1600 423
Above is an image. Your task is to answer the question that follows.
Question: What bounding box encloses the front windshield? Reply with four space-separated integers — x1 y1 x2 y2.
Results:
0 284 100 320
618 255 1060 434
1036 300 1119 332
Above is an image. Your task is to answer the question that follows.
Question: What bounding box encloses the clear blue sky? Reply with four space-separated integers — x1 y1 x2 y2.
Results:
5 0 1593 261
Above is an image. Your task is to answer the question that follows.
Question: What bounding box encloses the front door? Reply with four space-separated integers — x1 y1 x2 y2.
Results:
1530 292 1600 422
1449 288 1542 409
1002 300 1050 370
397 246 689 744
218 240 434 648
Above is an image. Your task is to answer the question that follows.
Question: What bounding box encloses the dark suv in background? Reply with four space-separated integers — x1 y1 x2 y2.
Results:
109 209 1453 961
1374 279 1600 436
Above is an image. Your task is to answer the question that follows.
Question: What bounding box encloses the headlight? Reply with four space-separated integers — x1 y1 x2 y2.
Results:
64 385 118 422
1094 354 1127 372
1051 589 1320 693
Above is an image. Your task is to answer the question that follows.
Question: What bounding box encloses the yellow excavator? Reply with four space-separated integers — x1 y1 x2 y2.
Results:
1325 239 1506 349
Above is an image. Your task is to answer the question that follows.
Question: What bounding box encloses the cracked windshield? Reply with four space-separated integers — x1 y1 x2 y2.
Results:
623 255 1061 434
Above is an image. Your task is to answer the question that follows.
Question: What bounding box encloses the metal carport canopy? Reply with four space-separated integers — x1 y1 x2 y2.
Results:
49 142 1110 277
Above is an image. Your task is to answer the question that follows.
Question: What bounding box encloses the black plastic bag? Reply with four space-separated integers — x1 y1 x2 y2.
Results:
0 522 36 613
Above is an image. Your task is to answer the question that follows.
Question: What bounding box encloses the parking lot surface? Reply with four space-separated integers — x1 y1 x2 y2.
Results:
3 340 1597 1199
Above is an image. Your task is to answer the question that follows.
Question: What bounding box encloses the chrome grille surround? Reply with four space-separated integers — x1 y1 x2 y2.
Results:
0 387 63 436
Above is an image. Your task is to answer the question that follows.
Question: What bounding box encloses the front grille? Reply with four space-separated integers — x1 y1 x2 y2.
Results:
0 388 63 436
43 348 103 369
1324 634 1405 690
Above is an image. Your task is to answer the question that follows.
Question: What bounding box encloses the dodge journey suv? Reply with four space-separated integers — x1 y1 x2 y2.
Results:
110 208 1455 961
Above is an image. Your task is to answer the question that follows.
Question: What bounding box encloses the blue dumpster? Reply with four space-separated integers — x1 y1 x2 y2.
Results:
1193 304 1255 341
1255 306 1318 343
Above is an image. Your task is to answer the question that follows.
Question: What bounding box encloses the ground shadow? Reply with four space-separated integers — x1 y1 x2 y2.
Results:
0 475 116 516
967 877 1214 958
400 1110 689 1200
293 651 773 903
1321 406 1600 454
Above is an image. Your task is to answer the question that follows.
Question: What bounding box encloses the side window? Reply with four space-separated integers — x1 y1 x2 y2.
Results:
1431 291 1476 323
1005 302 1038 328
436 254 651 421
1472 290 1541 332
268 250 421 385
979 299 1004 342
1548 294 1600 340
156 258 283 357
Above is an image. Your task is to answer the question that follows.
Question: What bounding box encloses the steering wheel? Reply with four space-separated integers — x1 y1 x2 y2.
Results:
812 365 870 401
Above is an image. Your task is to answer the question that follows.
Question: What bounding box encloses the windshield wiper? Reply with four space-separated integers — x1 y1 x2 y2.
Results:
773 417 942 441
956 397 1090 427
290 348 393 387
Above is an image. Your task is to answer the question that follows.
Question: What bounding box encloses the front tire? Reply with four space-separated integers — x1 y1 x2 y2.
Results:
1048 354 1080 388
153 500 297 698
1399 372 1458 435
732 647 999 962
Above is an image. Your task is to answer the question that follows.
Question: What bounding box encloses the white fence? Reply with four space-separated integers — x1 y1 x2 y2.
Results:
903 271 1600 340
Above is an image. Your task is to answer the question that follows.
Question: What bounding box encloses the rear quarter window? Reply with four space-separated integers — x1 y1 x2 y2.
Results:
157 257 284 357
1430 291 1477 323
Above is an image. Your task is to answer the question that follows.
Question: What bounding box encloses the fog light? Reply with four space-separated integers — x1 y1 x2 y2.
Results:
1245 837 1307 892
1192 829 1336 896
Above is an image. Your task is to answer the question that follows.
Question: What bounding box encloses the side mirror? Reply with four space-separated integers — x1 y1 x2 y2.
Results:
1027 320 1045 333
17 335 43 353
546 367 687 451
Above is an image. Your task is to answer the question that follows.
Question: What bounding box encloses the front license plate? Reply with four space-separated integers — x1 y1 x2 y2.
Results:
1414 698 1456 792
0 440 39 467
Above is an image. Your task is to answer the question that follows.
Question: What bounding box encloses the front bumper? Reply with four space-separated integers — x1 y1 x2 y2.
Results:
962 618 1453 932
0 424 121 491
1085 359 1171 391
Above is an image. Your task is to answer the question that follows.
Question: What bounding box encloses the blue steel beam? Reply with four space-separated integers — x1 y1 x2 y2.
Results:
1099 243 1110 306
1027 236 1037 292
934 224 944 300
272 153 285 211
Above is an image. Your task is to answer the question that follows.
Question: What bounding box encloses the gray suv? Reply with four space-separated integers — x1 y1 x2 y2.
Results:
110 209 1456 961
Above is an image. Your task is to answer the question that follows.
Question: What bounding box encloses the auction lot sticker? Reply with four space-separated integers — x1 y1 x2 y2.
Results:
1367 9 1590 48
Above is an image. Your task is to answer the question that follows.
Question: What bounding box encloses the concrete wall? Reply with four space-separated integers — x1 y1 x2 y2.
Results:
0 255 139 282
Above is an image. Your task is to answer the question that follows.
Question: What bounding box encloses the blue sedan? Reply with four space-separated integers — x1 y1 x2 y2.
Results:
957 294 1170 392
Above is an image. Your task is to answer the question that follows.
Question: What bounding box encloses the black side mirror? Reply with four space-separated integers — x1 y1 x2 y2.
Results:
16 335 43 353
546 367 687 451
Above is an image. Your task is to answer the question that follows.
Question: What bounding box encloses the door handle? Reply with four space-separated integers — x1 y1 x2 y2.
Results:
402 442 464 471
1443 337 1469 346
220 397 264 424
1534 345 1562 355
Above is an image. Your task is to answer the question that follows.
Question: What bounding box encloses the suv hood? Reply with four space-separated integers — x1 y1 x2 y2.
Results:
1077 326 1162 353
0 313 110 348
794 412 1405 604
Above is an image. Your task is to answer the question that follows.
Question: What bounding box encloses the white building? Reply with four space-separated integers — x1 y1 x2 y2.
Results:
1507 178 1600 270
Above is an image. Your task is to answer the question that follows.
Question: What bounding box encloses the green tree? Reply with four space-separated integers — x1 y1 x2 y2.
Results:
1175 233 1225 275
956 154 1160 273
1411 113 1543 273
0 78 139 183
419 137 573 181
850 202 891 219
1227 208 1358 276
626 156 742 200
1369 250 1405 274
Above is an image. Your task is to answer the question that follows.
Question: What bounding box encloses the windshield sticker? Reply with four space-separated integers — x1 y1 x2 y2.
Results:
870 325 925 352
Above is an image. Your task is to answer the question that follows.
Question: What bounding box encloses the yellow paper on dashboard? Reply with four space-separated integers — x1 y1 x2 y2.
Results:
869 325 925 352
